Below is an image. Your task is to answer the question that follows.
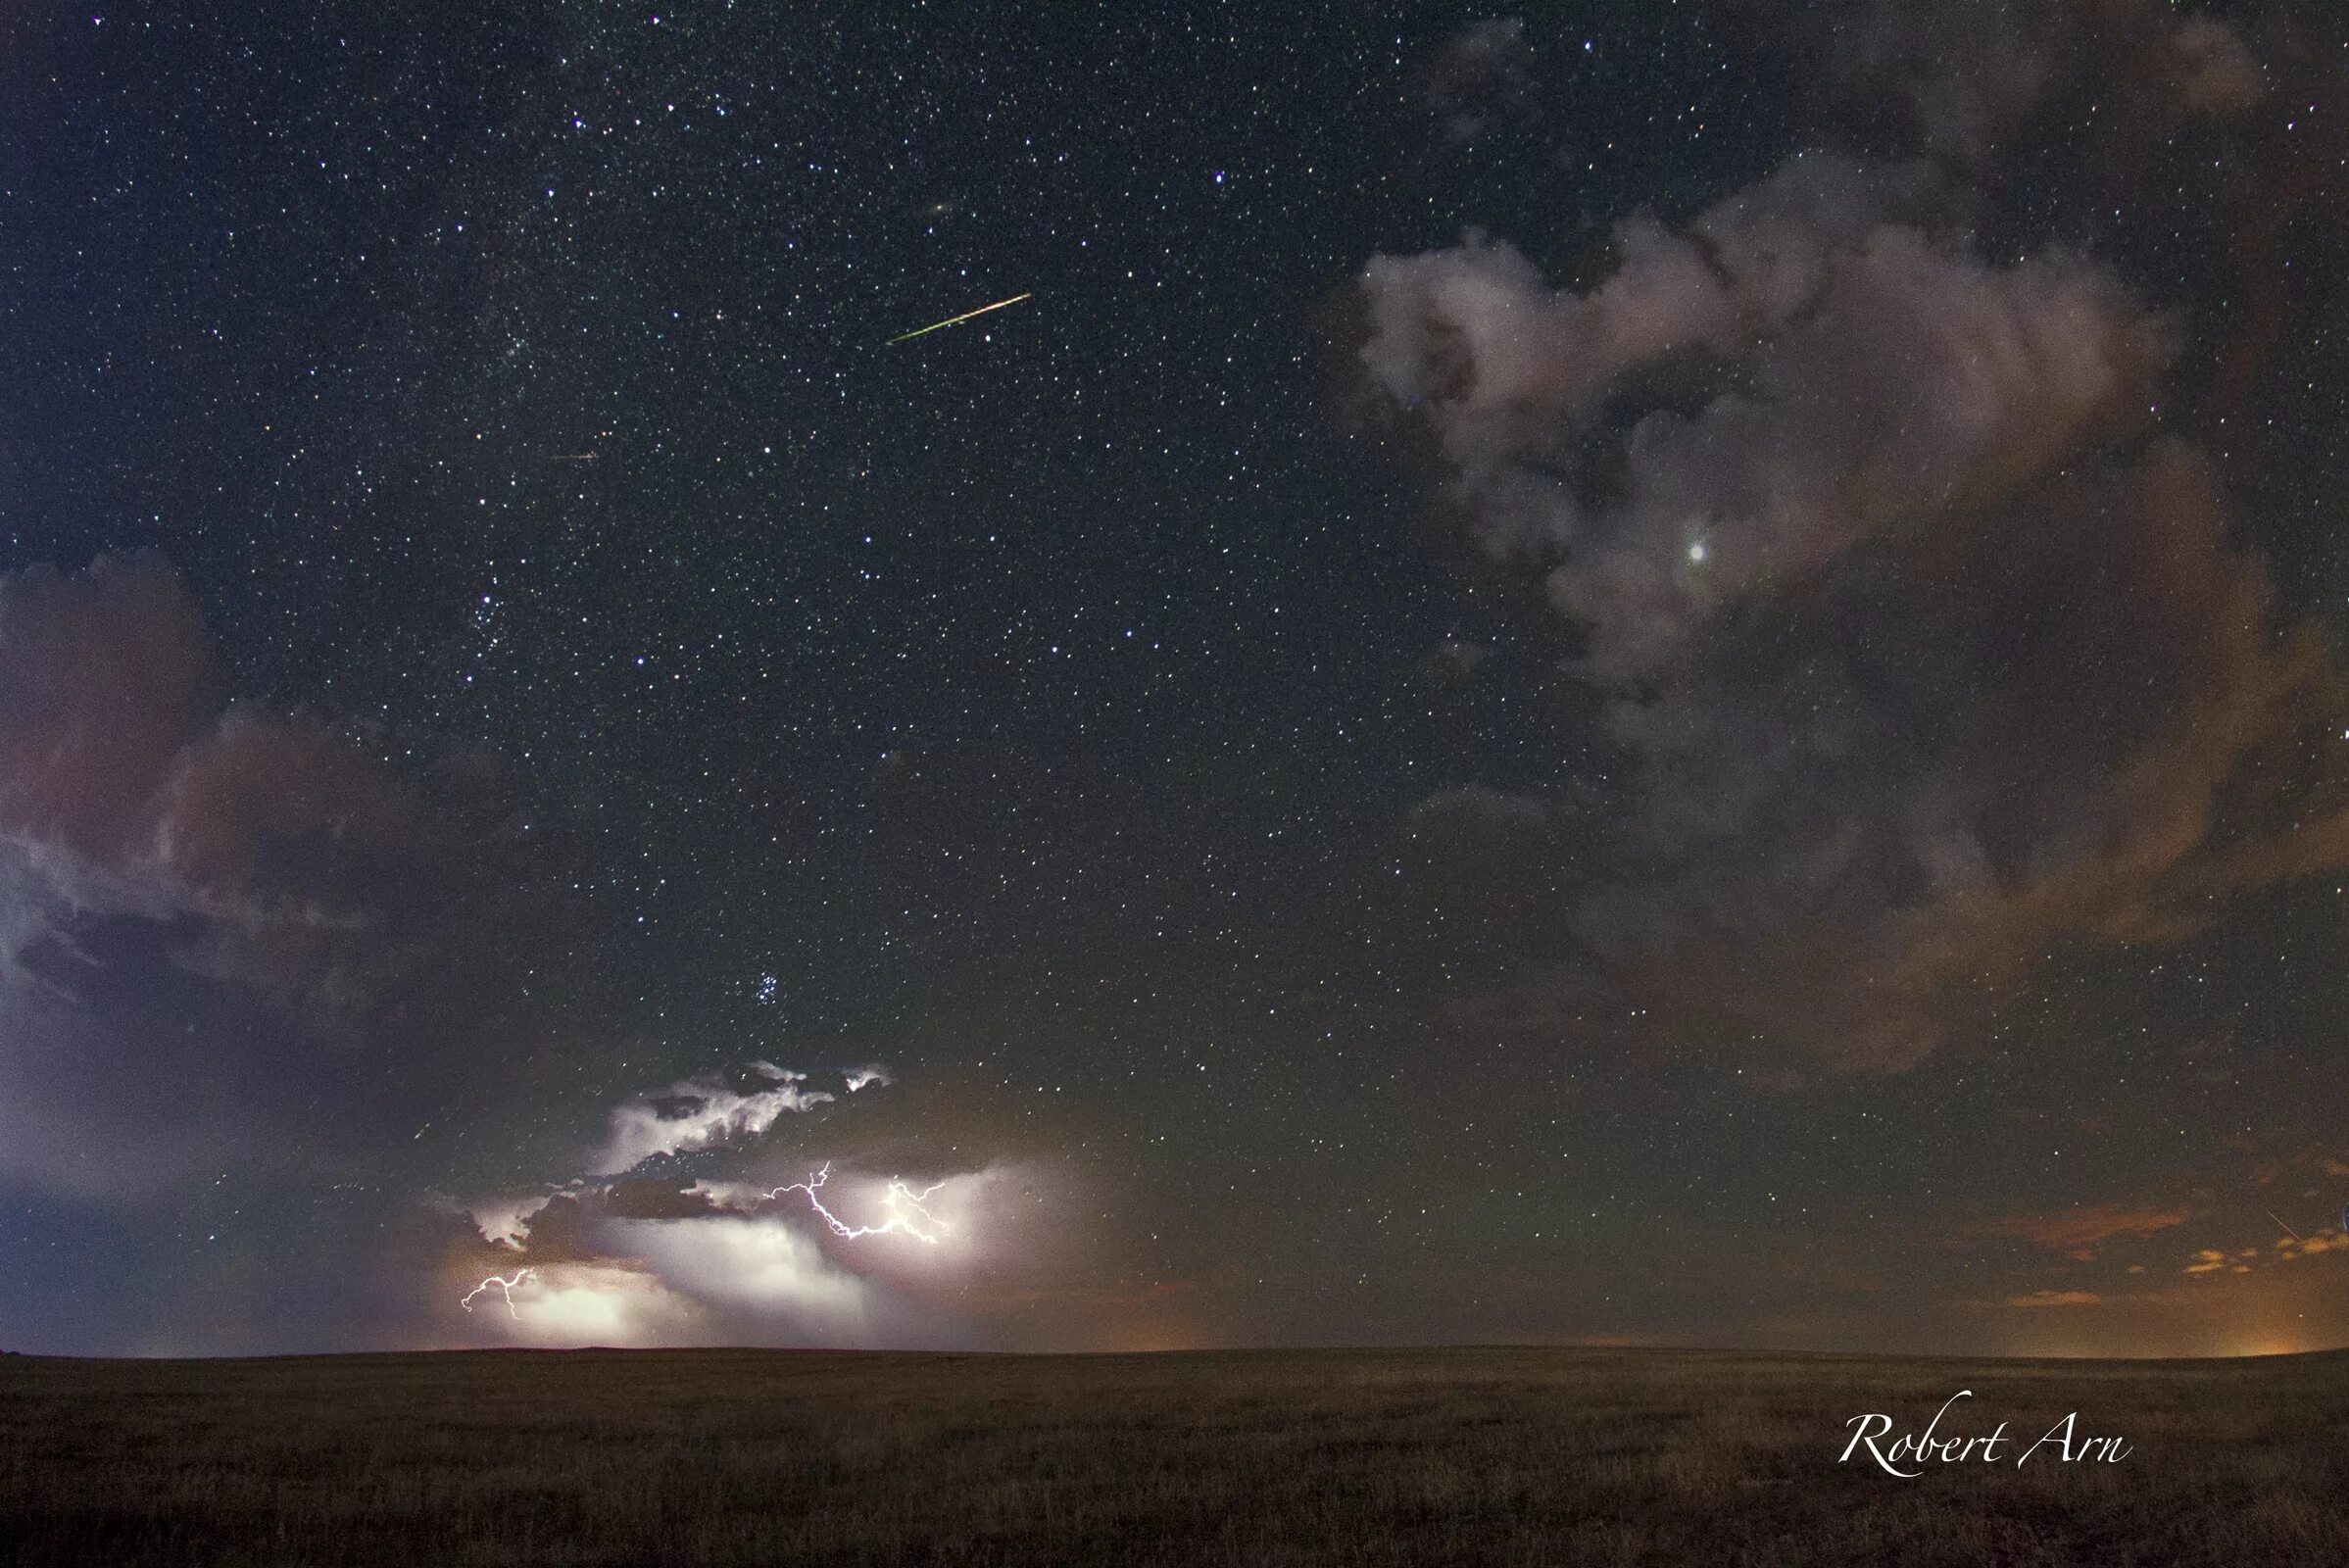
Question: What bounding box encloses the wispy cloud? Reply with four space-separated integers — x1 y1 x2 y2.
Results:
1982 1203 2196 1258
2002 1289 2101 1308
589 1061 835 1175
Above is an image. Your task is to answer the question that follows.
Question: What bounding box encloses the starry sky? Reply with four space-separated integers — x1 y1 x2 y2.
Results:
5 0 2349 1358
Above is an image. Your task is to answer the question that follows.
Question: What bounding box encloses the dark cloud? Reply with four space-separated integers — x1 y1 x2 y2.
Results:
0 554 439 1004
0 554 497 1195
1571 440 2349 1068
1360 8 2349 1069
1807 0 2261 167
1425 18 1538 146
0 553 217 865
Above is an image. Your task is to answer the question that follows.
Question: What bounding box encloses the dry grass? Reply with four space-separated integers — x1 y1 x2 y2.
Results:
5 1345 2346 1565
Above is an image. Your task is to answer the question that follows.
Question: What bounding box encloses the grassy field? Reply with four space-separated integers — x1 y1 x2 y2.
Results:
5 1344 2347 1565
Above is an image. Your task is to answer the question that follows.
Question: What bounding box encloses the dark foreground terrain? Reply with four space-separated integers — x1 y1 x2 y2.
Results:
5 1344 2346 1565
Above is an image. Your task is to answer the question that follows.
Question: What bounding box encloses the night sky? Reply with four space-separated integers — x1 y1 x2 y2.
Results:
5 0 2348 1358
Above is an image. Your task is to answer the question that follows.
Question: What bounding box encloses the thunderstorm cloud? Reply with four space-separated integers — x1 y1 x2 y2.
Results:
447 1062 1032 1349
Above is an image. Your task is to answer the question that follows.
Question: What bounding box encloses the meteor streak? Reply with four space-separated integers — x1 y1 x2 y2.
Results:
887 291 1032 344
461 1268 537 1318
2267 1209 2306 1244
770 1163 949 1243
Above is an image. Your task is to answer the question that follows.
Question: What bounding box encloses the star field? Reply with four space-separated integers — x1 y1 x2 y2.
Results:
4 1 2349 1357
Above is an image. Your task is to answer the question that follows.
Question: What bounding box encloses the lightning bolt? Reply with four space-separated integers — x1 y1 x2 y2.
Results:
769 1162 950 1244
461 1267 537 1318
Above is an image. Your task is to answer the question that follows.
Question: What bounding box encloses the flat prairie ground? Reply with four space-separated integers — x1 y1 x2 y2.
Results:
4 1345 2347 1565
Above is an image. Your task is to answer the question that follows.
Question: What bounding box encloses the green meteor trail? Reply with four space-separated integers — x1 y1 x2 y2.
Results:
888 291 1033 344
